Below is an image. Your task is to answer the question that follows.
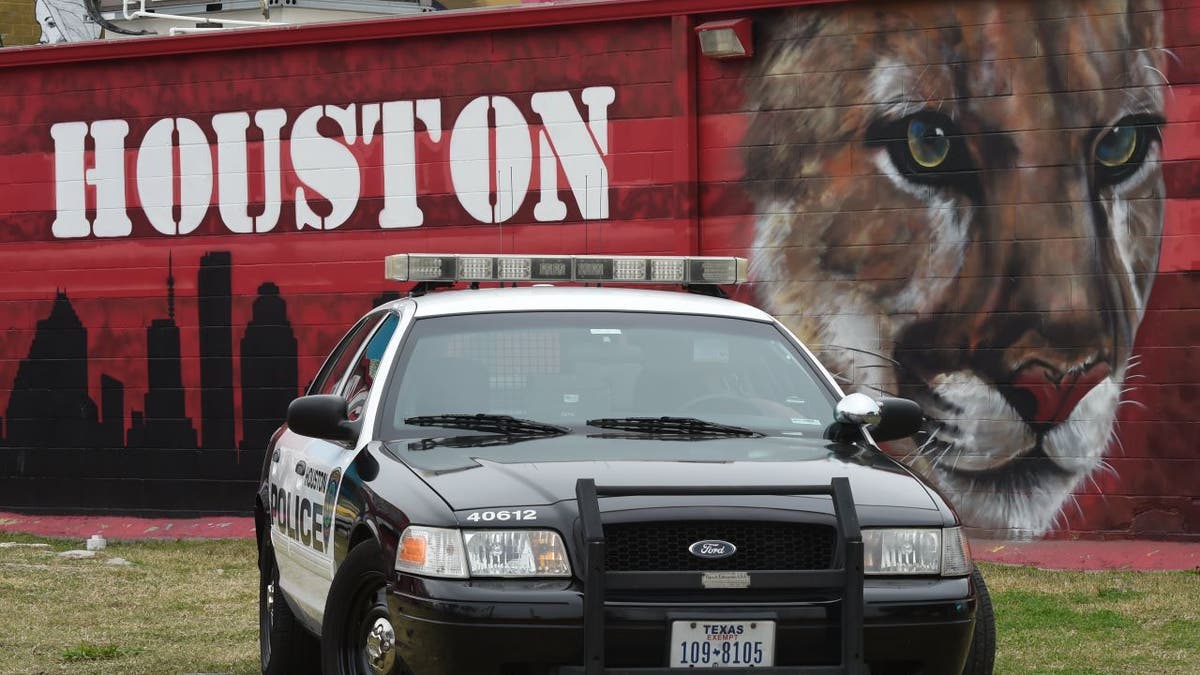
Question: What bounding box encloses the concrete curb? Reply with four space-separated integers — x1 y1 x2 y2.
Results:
971 538 1200 572
0 511 255 540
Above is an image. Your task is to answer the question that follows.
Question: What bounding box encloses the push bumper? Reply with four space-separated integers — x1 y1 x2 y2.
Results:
388 478 974 675
386 576 976 675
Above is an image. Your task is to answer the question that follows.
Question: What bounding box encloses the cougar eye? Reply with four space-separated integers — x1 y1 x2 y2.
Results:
907 118 951 169
865 112 975 196
1093 114 1161 187
1096 125 1137 167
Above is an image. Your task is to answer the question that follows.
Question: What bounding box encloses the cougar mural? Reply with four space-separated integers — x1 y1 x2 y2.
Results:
746 1 1167 536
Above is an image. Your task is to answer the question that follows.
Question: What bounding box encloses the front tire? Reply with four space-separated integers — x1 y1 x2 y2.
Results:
259 538 320 675
322 539 403 675
961 567 996 675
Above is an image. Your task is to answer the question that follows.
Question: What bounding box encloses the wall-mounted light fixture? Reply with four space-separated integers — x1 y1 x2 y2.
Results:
695 18 753 60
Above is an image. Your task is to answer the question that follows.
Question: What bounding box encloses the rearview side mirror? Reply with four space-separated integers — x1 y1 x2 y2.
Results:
835 393 924 442
287 395 359 443
870 397 924 442
835 392 881 426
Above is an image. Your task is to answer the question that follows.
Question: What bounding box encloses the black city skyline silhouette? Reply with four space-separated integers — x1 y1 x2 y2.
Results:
0 251 306 513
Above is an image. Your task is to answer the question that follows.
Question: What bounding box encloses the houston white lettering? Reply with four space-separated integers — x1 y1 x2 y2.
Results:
213 109 287 234
292 104 360 231
136 118 213 235
376 99 442 229
450 96 532 224
531 86 614 221
50 120 132 238
48 88 616 239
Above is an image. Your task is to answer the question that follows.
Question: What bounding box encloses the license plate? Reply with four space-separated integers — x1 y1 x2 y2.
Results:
670 620 775 668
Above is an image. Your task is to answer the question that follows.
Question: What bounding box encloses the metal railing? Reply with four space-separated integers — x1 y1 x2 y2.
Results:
121 0 282 28
563 477 867 675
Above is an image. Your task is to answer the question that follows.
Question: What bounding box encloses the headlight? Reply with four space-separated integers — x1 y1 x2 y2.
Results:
395 526 571 578
863 527 972 576
395 526 468 578
940 526 972 576
464 530 571 577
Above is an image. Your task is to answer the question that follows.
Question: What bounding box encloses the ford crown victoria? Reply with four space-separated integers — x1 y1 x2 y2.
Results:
255 253 995 675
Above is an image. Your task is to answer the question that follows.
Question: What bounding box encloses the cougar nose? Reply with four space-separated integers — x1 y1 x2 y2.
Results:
1008 362 1111 428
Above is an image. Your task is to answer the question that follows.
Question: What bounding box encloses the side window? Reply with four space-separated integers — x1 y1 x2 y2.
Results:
309 315 385 396
341 314 401 422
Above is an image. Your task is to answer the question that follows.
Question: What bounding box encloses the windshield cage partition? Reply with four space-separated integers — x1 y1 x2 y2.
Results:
568 478 867 675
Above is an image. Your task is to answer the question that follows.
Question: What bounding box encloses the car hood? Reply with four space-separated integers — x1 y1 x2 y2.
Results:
381 434 938 512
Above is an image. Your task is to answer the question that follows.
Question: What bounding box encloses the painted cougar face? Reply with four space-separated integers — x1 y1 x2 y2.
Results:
746 1 1166 536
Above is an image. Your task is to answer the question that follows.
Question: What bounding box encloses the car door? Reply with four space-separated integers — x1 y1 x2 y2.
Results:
271 312 389 625
280 309 406 625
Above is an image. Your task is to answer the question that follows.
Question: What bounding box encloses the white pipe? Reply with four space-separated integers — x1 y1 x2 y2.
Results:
123 0 283 27
168 26 225 35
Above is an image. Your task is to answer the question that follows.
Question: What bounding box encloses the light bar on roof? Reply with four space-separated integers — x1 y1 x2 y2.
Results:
384 254 748 285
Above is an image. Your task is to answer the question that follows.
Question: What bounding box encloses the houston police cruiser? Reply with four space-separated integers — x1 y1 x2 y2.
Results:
256 253 996 675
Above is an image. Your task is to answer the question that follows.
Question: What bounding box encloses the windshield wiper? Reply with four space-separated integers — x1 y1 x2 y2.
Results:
585 416 761 438
404 414 569 437
404 433 552 452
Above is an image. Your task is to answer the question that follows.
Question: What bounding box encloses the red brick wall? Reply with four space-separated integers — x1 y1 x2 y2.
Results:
0 0 1195 538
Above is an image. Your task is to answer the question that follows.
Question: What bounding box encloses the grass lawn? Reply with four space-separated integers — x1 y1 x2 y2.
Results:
0 533 259 675
984 563 1199 674
0 533 1196 674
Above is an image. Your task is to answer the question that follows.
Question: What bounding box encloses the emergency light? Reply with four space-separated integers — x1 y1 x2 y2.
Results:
384 254 748 285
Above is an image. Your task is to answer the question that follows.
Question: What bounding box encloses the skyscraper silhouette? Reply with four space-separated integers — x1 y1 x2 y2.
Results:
199 251 235 450
128 257 197 449
4 291 99 449
100 374 124 449
2 251 299 511
240 282 298 452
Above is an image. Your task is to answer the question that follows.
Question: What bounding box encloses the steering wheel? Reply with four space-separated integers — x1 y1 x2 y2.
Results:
679 393 766 416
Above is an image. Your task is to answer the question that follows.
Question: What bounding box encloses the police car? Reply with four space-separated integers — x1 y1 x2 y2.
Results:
256 253 996 675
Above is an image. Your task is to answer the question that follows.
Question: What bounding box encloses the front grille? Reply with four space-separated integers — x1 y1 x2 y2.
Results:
602 520 836 571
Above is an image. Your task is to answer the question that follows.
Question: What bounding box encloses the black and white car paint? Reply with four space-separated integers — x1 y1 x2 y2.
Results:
255 281 996 675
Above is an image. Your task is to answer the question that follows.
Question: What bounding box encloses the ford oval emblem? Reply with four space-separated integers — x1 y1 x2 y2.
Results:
688 539 737 560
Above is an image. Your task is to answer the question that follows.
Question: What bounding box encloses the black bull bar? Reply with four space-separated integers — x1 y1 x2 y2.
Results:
560 477 867 675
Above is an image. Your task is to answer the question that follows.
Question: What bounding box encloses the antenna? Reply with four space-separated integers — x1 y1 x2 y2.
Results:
592 173 601 252
496 168 503 254
507 166 514 255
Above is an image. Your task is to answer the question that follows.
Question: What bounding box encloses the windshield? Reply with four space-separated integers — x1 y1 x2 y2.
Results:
380 311 838 439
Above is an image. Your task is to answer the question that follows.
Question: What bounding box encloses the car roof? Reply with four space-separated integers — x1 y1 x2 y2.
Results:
382 286 773 321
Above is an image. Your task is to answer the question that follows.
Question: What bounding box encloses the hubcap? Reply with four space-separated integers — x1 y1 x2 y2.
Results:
363 617 396 674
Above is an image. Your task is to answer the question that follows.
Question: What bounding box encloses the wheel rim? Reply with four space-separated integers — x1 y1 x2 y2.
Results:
363 616 396 674
339 574 395 675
